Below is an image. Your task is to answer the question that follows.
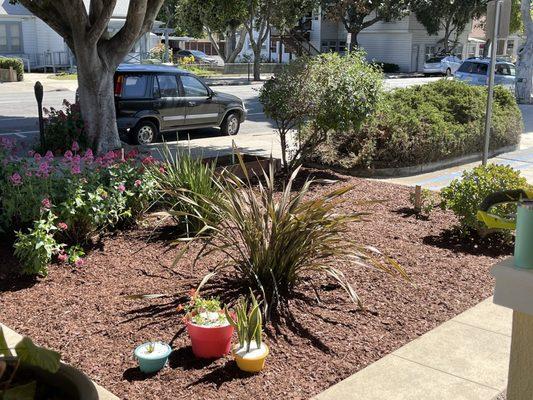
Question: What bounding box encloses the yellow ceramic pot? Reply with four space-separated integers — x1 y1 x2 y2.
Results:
233 343 269 373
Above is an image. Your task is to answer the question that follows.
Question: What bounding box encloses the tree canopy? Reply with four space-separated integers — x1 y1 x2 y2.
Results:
322 0 410 48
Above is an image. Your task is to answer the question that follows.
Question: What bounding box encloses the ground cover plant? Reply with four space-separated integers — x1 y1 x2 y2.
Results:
0 171 509 400
306 79 522 169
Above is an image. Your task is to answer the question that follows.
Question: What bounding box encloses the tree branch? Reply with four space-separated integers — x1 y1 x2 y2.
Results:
17 0 72 40
87 0 118 44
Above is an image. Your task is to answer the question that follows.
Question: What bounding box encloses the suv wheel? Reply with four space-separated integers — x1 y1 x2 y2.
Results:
132 120 158 145
221 112 240 136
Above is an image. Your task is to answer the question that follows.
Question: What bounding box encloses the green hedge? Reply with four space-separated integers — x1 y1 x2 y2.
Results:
0 57 24 81
308 80 522 169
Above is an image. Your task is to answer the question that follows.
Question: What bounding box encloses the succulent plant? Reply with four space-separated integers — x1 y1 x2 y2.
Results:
225 290 262 353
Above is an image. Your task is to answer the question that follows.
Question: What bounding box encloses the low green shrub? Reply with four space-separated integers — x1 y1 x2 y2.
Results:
440 164 529 235
307 80 522 169
0 57 24 81
39 100 88 154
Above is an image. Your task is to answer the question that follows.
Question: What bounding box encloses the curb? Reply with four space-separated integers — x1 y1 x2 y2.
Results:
304 144 520 179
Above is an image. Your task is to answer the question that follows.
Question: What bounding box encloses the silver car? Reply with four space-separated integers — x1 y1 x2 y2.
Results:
454 58 516 91
423 55 462 76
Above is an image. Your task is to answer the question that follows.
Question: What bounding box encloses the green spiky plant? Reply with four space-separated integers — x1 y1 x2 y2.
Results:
225 290 262 353
175 150 408 320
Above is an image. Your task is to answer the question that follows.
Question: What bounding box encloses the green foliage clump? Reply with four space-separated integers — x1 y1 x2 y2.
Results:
440 164 529 235
371 61 400 73
309 80 522 169
225 291 262 352
260 51 383 173
0 57 24 81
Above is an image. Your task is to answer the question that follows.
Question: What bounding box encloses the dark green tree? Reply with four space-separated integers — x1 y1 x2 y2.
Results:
322 0 410 50
412 0 486 53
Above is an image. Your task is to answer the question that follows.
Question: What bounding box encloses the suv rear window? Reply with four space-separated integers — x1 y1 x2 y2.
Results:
457 61 488 75
121 75 149 98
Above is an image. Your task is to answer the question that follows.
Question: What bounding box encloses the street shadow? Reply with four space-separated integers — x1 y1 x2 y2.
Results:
423 228 513 257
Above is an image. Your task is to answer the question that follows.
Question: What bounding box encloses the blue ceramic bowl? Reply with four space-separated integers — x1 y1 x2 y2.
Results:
134 342 172 373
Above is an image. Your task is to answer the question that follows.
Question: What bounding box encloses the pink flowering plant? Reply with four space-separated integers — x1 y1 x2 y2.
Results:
38 100 87 154
0 140 157 276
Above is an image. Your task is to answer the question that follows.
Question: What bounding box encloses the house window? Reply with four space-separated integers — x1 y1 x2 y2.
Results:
0 22 23 53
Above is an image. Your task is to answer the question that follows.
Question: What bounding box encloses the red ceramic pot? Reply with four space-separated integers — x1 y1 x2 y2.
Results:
186 321 234 358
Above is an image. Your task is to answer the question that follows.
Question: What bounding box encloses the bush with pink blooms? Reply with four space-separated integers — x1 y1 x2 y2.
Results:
38 99 87 154
0 139 157 275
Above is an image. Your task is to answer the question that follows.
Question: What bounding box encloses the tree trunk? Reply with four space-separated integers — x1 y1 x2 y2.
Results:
77 64 122 153
226 28 247 63
348 31 359 51
516 0 533 103
252 44 261 80
225 28 236 60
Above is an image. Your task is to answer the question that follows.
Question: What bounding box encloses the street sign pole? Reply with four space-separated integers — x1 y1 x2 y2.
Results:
483 0 503 165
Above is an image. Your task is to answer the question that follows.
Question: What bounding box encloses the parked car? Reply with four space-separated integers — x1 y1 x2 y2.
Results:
423 55 463 76
176 50 218 65
113 64 246 145
454 58 516 91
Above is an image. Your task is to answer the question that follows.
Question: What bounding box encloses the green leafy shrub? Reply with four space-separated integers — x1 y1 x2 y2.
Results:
260 51 383 173
147 144 221 234
149 43 173 62
225 291 262 352
308 80 522 169
440 164 529 235
39 100 87 154
13 212 61 276
0 57 24 81
182 158 406 318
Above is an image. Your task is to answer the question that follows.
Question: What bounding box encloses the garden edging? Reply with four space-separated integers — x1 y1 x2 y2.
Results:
304 144 519 178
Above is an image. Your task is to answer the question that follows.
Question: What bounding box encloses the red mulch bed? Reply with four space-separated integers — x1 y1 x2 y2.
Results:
0 170 512 400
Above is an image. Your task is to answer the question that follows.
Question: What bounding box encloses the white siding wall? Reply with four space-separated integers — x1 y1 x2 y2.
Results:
0 15 38 55
35 18 64 53
358 32 413 72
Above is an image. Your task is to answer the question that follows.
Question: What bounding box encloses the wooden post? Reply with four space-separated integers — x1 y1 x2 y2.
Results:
507 311 533 399
414 185 422 213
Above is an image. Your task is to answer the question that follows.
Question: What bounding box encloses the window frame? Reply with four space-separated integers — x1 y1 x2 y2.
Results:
179 74 210 97
0 21 23 54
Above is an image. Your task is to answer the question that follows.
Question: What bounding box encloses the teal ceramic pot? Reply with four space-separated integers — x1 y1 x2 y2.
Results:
134 342 172 373
514 201 533 269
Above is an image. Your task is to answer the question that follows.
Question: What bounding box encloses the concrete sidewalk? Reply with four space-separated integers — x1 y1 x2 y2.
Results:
315 297 512 400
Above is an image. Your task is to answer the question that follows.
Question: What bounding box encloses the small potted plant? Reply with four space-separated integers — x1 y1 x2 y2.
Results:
134 341 172 373
225 291 269 373
182 291 234 358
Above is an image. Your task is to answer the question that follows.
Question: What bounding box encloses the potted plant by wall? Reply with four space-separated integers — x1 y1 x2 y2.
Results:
225 292 269 373
134 341 172 373
182 291 234 359
0 326 98 399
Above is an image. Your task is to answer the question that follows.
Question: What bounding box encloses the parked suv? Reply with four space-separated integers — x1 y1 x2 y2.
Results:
454 58 516 91
114 64 246 145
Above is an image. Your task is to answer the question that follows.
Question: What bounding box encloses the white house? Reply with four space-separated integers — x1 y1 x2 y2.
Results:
0 0 156 70
240 11 471 73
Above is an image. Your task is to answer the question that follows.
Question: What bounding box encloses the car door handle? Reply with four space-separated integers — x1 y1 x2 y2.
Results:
187 101 197 107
